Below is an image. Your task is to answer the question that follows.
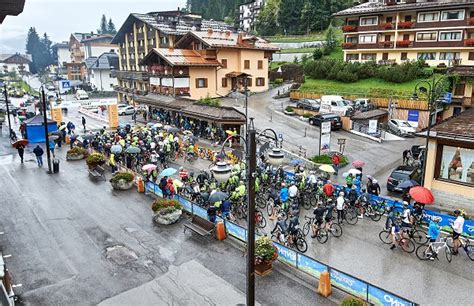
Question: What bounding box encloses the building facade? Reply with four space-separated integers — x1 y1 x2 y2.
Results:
0 53 31 74
239 0 265 33
335 0 474 66
85 52 119 91
111 10 234 104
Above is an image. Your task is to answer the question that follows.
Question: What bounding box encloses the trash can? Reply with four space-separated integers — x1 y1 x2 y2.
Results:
53 158 60 173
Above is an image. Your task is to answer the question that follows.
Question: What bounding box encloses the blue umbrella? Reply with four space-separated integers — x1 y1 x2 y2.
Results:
110 144 122 154
289 159 303 166
397 179 419 189
125 146 141 154
159 167 177 177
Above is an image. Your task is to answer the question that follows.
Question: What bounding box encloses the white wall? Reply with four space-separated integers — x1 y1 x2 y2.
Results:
57 47 70 67
1 63 30 73
85 45 118 59
90 69 117 91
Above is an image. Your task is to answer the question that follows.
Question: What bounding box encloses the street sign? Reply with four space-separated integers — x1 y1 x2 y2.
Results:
321 121 331 134
60 80 71 90
443 92 452 104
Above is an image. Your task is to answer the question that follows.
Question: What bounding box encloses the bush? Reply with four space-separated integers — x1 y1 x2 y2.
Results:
67 147 88 157
376 61 426 83
109 172 134 184
285 106 294 112
312 48 323 60
255 236 277 263
303 112 312 118
310 154 348 167
86 153 105 168
152 198 182 213
337 67 359 83
340 297 365 306
197 95 221 106
274 78 283 85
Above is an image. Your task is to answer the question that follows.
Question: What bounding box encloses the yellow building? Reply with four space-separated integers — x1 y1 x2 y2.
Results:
139 30 278 100
334 0 474 66
423 108 473 211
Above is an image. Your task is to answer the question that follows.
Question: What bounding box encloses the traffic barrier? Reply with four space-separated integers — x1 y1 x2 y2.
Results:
318 271 332 297
136 177 144 193
215 221 226 240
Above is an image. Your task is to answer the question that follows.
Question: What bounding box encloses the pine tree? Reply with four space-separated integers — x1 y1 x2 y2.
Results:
107 18 117 35
98 14 108 34
25 27 41 73
256 0 280 36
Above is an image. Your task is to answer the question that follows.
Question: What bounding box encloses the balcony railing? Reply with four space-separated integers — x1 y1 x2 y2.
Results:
465 38 474 47
397 21 414 29
342 42 357 49
114 85 149 96
396 40 413 48
150 85 190 97
378 41 394 48
468 18 474 26
342 25 357 32
379 23 394 30
114 70 149 81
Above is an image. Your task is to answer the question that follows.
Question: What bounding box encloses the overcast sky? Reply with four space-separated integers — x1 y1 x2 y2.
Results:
0 0 186 54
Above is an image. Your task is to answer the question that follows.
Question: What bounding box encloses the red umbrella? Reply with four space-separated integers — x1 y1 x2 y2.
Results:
409 186 434 204
12 139 29 148
352 160 365 168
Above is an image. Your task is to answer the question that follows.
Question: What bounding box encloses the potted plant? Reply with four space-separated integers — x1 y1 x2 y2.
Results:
342 25 357 32
342 42 355 49
110 171 135 190
284 106 295 116
151 198 183 225
86 153 106 169
66 147 88 161
340 296 365 306
255 236 278 276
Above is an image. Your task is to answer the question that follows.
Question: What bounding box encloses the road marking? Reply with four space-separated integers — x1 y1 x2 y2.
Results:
2 254 12 258
12 284 22 288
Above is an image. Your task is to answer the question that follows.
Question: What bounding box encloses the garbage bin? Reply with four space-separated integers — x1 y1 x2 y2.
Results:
53 158 60 173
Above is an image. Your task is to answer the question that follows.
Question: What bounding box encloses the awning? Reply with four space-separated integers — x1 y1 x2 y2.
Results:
225 72 252 78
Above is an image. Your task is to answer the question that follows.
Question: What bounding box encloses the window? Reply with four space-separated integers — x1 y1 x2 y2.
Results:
258 60 263 69
361 53 376 61
244 60 250 69
346 36 358 43
401 52 408 60
256 77 265 86
441 10 464 21
418 12 439 22
222 77 228 87
221 59 227 68
469 52 474 61
360 16 378 26
416 32 437 42
404 15 412 22
386 17 393 23
346 54 359 61
438 145 474 185
439 31 462 41
246 78 252 87
417 52 436 60
439 52 460 60
196 78 208 88
359 34 377 43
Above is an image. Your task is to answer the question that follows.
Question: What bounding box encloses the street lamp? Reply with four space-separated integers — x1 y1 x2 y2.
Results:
411 75 448 185
210 120 282 306
38 82 56 174
0 82 13 138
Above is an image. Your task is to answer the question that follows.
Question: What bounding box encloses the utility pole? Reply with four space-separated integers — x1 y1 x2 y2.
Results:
41 86 53 174
246 121 257 306
2 83 12 138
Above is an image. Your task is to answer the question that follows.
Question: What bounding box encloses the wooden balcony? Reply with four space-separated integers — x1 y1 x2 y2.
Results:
378 41 394 48
114 70 149 81
342 25 357 33
397 21 414 29
379 23 394 30
462 97 472 107
148 65 189 77
149 85 190 97
465 39 474 47
396 40 413 48
342 42 357 49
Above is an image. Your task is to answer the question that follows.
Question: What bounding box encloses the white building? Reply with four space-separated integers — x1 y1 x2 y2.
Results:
0 53 31 74
239 0 265 32
85 52 118 91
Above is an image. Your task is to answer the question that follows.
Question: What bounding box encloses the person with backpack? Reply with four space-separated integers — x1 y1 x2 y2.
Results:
332 154 341 175
33 145 44 167
164 178 175 199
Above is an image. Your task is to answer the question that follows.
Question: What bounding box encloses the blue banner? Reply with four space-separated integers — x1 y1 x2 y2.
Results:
423 209 474 238
226 221 247 242
176 196 193 213
193 205 208 219
368 285 414 306
274 243 297 267
297 254 327 278
153 184 163 197
330 269 367 300
407 110 419 123
145 182 155 193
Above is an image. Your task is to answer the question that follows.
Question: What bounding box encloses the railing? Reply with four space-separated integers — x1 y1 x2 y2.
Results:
144 180 418 305
342 25 357 33
396 40 413 48
114 70 149 81
397 21 414 29
378 41 394 48
342 42 357 49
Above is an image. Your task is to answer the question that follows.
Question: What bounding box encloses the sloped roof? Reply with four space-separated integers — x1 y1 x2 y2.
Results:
140 48 221 67
88 52 119 70
84 57 98 69
431 108 474 142
0 53 32 63
23 114 56 125
333 0 471 17
351 109 388 120
0 0 25 24
177 31 279 51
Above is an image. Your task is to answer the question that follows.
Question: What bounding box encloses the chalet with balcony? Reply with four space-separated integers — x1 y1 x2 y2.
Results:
335 0 474 66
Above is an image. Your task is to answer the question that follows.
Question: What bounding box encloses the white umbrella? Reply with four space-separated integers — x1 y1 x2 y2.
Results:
348 168 361 175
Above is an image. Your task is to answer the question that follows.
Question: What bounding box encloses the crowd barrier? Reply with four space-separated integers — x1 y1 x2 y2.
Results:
144 181 417 306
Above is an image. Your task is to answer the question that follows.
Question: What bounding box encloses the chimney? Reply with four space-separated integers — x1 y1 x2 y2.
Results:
237 33 243 46
207 28 213 36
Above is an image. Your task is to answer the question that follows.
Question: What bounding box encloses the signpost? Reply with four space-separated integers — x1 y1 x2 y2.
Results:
368 119 378 134
319 120 331 155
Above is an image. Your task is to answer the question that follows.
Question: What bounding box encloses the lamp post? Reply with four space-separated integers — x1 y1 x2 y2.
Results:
211 121 284 306
411 75 448 186
39 83 54 174
0 82 12 138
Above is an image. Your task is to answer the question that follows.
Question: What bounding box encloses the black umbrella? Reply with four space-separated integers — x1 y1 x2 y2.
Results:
398 179 419 189
209 191 229 204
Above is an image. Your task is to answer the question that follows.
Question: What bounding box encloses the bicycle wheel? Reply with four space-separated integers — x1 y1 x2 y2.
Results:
317 229 329 244
256 194 267 209
465 243 474 261
445 246 452 263
302 221 311 236
416 245 432 260
296 237 308 253
345 209 358 225
256 211 266 228
411 229 428 245
302 194 312 210
329 223 343 238
379 230 392 244
266 199 274 216
400 238 415 253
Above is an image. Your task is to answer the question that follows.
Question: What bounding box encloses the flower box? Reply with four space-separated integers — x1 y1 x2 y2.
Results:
110 172 135 190
398 21 414 29
342 25 357 32
465 38 474 46
379 23 393 30
342 42 356 49
396 40 412 48
468 18 474 26
379 41 393 48
255 261 273 276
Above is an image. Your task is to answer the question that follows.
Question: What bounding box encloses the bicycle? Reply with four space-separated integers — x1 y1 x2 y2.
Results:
416 237 452 262
302 216 329 244
321 216 343 238
266 197 288 221
446 235 474 261
333 202 358 225
378 228 416 253
271 227 308 253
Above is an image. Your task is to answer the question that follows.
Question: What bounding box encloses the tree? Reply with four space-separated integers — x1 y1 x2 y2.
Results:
98 14 108 34
107 18 117 35
26 27 41 73
279 0 304 35
324 25 338 53
256 0 280 36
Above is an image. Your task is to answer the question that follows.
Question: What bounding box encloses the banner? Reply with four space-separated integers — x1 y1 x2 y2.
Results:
176 196 193 213
368 119 378 134
368 285 414 306
297 254 327 278
274 243 297 267
320 133 331 154
330 269 367 300
193 205 207 219
226 221 247 242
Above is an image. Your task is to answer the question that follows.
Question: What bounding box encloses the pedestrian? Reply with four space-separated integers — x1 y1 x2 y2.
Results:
82 116 86 132
109 153 117 173
49 140 56 158
164 178 175 199
369 179 381 196
332 153 341 175
33 144 44 167
336 191 345 224
70 132 76 149
402 149 410 165
16 143 25 163
12 111 17 123
346 173 354 188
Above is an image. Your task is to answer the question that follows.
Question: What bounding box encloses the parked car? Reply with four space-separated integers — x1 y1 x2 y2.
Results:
75 89 89 100
118 105 135 116
388 119 416 136
296 99 320 111
319 95 353 116
387 166 421 192
352 98 375 112
308 113 342 130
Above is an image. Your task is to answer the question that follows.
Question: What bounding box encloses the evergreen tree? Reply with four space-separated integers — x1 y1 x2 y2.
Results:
107 18 117 35
25 27 41 73
98 14 108 34
325 25 338 52
256 0 280 36
279 0 304 35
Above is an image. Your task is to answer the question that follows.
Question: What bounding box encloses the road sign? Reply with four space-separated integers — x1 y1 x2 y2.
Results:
60 80 71 90
443 92 452 104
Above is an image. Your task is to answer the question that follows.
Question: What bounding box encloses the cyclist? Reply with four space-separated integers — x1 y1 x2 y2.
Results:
271 214 288 243
280 182 289 210
385 206 396 230
426 216 441 260
451 209 465 255
307 171 318 188
311 202 326 238
347 185 358 207
357 187 370 219
336 191 345 224
401 201 412 229
323 180 335 200
390 218 402 250
288 182 298 203
185 142 195 162
287 215 300 245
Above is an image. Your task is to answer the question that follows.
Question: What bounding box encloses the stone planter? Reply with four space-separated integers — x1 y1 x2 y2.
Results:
284 111 295 116
255 261 273 276
111 179 134 190
153 209 182 225
66 153 84 161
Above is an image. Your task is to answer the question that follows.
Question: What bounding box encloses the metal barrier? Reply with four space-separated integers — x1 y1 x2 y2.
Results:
144 181 417 305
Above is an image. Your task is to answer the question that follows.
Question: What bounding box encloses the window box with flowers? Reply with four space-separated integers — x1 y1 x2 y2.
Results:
465 38 474 46
342 25 357 32
379 22 394 30
342 42 356 49
396 40 412 48
398 21 414 29
468 17 474 26
255 236 278 276
379 41 393 48
152 198 183 225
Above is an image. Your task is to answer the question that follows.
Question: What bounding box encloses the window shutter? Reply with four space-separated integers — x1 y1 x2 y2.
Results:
204 78 208 88
195 78 199 88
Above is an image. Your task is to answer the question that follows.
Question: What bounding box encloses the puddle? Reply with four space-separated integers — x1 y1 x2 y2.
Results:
105 245 138 266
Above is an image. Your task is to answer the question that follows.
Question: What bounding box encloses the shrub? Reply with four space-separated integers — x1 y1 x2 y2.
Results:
312 48 323 60
310 154 348 167
110 172 134 184
67 147 88 157
340 297 365 306
303 113 312 118
285 106 294 112
337 67 359 83
151 198 182 212
86 153 105 168
255 236 277 263
301 54 309 66
274 78 283 85
197 95 221 106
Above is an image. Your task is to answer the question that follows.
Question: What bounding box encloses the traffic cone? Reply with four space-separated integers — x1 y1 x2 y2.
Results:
137 177 145 193
317 271 332 297
216 221 226 240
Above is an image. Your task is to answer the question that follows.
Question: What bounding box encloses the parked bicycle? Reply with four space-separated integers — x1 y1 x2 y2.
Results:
416 237 453 262
379 228 416 253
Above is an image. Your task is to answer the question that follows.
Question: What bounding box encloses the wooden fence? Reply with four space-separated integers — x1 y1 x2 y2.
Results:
289 90 429 110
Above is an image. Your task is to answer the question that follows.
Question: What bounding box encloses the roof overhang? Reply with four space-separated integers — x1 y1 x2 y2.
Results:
0 0 25 24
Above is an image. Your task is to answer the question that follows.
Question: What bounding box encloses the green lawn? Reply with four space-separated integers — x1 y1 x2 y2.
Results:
279 47 317 54
323 46 343 60
300 77 424 98
266 32 325 43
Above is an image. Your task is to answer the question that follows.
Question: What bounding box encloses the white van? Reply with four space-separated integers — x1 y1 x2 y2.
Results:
75 89 89 100
319 95 353 116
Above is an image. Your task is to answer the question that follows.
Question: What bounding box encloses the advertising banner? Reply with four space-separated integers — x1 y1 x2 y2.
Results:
226 221 247 242
368 285 414 306
320 133 331 153
321 121 331 134
145 182 155 194
368 119 378 134
330 269 367 300
153 184 163 198
176 196 193 213
297 254 327 278
193 205 208 220
274 243 297 267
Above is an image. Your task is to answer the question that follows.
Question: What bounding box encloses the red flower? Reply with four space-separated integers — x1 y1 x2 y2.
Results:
342 25 357 32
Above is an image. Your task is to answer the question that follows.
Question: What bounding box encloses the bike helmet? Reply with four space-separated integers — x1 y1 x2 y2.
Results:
327 198 333 203
361 188 366 192
403 201 409 208
453 209 461 215
339 191 344 196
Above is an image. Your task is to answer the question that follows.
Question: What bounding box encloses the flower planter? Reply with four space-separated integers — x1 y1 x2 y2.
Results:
111 179 134 190
153 209 182 225
255 261 273 276
66 153 84 161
